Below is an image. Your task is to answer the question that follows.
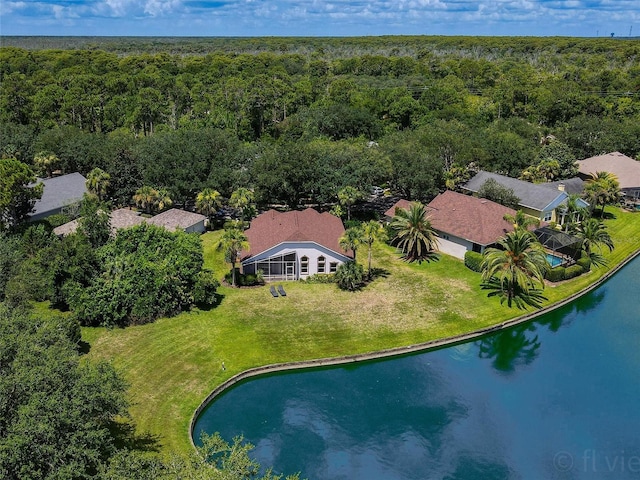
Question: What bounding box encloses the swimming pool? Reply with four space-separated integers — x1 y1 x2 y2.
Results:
546 252 564 268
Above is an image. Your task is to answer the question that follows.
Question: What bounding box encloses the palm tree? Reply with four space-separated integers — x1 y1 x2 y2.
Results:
218 227 249 287
86 167 111 202
556 194 589 232
503 210 539 231
574 218 614 267
389 202 439 263
229 187 256 221
335 261 364 291
196 188 222 225
33 151 59 178
583 171 621 217
339 226 364 261
337 186 362 221
480 229 548 309
361 220 387 279
155 188 172 212
133 186 158 215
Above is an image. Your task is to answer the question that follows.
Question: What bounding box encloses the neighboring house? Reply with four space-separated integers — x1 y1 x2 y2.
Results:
577 151 640 201
54 208 203 236
463 171 588 224
29 172 87 221
53 208 147 237
146 208 207 233
241 208 353 281
383 198 413 222
426 190 518 259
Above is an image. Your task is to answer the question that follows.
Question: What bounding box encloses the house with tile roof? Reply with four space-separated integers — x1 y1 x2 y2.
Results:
383 198 413 221
241 208 353 281
463 171 589 224
577 151 640 202
425 191 520 259
29 172 87 221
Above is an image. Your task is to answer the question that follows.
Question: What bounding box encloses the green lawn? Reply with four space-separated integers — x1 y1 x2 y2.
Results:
83 207 640 455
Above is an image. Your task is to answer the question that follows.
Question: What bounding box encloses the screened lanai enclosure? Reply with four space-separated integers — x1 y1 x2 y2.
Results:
534 227 582 261
242 253 298 281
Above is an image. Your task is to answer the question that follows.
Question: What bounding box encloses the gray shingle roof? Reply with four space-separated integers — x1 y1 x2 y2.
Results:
463 171 567 212
577 152 640 189
30 172 87 218
146 208 206 232
545 178 585 196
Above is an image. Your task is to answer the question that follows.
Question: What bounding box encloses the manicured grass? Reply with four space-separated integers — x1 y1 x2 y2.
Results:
83 208 640 455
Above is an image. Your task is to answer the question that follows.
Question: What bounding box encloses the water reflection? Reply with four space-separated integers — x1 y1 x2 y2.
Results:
476 323 541 373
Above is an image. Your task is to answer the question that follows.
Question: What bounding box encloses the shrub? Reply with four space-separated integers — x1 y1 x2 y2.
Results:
464 251 484 272
545 266 566 282
335 261 364 291
193 269 220 306
576 256 591 272
564 264 585 280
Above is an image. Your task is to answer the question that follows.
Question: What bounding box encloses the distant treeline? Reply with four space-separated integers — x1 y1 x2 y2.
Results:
1 37 639 209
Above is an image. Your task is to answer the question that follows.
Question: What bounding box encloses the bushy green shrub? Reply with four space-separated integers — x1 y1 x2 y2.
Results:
193 269 220 306
564 264 585 279
576 256 591 272
464 251 484 272
545 266 566 282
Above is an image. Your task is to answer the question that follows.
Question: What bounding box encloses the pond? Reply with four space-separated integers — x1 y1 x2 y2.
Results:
193 257 640 480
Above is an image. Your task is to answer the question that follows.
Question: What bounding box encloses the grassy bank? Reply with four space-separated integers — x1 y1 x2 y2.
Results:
83 207 640 455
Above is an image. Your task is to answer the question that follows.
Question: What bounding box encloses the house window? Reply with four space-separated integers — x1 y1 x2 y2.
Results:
543 211 553 222
300 256 309 275
329 262 338 273
317 256 326 273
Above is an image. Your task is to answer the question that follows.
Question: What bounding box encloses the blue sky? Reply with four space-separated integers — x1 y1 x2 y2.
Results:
1 0 639 37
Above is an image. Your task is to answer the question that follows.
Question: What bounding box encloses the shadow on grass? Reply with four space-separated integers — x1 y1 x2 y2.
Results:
110 420 162 453
194 293 226 312
78 340 91 355
367 267 391 281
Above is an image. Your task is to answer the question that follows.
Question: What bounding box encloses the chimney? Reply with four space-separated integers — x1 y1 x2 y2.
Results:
558 183 565 192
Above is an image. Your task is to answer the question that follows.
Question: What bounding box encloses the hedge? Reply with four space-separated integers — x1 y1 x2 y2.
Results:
545 266 566 282
564 264 585 280
576 257 591 272
464 251 484 272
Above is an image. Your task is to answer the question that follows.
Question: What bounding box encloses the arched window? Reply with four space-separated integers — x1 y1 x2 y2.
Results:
301 256 309 275
317 256 326 273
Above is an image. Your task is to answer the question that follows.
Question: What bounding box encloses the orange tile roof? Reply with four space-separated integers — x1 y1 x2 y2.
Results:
242 208 352 260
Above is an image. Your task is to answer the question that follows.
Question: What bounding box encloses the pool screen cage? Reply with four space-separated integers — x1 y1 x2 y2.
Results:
534 227 582 259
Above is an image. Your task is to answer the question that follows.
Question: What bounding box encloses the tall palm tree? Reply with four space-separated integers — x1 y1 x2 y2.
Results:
33 151 59 178
583 171 621 217
337 186 362 221
361 220 387 279
86 167 111 202
556 193 589 232
133 186 158 215
339 226 364 261
503 210 539 231
229 187 256 221
155 188 173 212
196 188 222 225
481 229 548 309
574 218 614 267
218 227 249 287
389 202 439 263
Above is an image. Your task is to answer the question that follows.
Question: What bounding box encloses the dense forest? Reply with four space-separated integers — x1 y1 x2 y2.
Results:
1 36 639 478
1 36 639 210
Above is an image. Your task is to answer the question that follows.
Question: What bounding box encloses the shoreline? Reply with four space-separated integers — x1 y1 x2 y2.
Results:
189 247 640 448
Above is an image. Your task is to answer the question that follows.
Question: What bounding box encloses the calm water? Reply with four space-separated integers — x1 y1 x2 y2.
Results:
546 252 564 268
194 257 640 480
